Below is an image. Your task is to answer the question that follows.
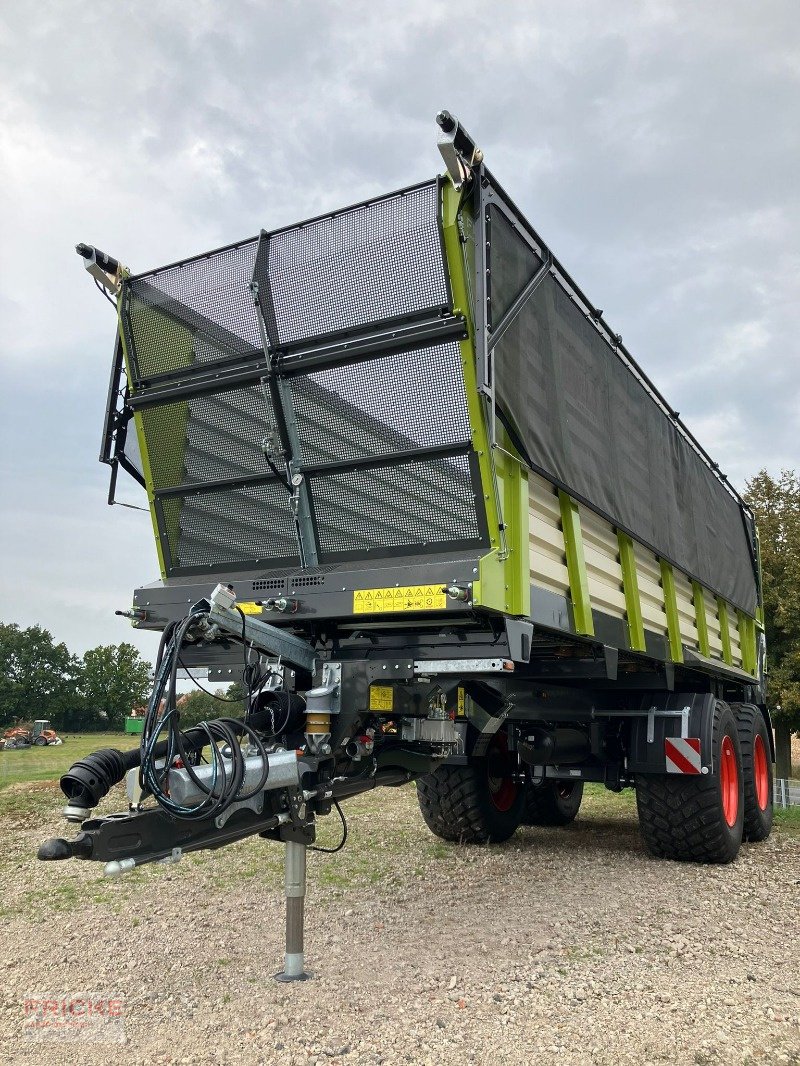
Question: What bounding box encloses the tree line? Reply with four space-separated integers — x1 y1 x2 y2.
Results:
0 625 244 733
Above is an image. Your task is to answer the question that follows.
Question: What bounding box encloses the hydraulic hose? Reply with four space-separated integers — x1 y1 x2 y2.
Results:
59 705 285 814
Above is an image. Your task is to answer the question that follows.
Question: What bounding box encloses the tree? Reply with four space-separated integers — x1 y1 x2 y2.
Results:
172 686 241 729
79 643 152 730
0 623 81 729
745 470 800 774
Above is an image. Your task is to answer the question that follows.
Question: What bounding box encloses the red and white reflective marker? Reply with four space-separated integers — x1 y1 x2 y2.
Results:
664 737 702 774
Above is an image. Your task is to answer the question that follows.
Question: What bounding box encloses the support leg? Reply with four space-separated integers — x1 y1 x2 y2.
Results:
275 839 312 981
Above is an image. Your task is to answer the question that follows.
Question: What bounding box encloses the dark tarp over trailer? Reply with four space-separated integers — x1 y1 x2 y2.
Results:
479 175 759 615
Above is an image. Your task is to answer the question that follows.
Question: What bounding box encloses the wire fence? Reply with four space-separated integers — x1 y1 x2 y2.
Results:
774 778 800 809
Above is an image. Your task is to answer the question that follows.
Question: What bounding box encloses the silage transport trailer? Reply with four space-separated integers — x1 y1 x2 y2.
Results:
40 112 773 980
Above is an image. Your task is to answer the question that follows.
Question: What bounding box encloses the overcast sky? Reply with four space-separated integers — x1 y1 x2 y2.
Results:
1 0 798 662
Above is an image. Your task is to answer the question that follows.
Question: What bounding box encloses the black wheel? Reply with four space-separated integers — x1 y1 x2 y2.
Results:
635 700 744 863
416 731 525 844
34 736 48 746
731 703 773 842
522 779 584 826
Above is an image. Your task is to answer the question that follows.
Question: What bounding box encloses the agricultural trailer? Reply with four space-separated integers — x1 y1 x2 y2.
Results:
40 112 773 980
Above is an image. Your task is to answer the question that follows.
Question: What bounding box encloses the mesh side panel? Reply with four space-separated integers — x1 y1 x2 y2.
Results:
184 387 278 483
167 482 299 569
263 183 449 346
288 343 471 465
488 206 544 325
139 386 280 490
127 240 261 381
310 455 479 554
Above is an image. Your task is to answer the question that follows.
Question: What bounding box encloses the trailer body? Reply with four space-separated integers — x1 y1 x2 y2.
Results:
113 157 765 713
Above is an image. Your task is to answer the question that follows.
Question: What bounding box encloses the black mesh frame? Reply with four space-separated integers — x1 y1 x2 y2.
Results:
122 177 487 577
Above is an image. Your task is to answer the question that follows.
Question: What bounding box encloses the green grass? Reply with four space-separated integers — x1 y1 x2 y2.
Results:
0 733 796 923
774 804 800 835
0 732 129 790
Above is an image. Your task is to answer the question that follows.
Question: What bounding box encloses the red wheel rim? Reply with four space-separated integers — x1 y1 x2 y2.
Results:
720 734 739 827
487 733 518 813
753 734 769 811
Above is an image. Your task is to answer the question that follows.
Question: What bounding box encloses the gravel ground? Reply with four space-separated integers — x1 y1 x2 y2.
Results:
0 780 798 1066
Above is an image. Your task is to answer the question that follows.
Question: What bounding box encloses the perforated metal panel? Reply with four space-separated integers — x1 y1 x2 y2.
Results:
126 239 261 382
123 178 487 576
254 182 449 347
310 455 480 554
139 385 281 490
288 342 471 465
161 482 298 570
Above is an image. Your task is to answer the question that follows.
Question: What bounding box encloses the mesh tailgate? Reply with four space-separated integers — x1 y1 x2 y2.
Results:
123 180 485 574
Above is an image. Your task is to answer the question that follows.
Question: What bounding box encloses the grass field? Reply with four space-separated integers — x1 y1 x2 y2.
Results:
1 731 797 832
0 732 130 790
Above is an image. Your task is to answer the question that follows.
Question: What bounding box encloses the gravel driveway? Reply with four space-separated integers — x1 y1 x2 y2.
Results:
0 781 797 1065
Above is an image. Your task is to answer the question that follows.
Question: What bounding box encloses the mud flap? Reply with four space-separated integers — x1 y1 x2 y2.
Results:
627 692 717 777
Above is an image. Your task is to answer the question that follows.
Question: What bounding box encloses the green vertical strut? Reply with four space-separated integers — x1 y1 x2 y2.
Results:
558 491 594 636
737 610 757 676
659 560 684 663
692 581 710 657
617 532 646 652
717 598 733 666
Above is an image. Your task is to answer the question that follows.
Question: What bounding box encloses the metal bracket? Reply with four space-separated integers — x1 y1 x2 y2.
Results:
204 599 317 673
214 793 264 829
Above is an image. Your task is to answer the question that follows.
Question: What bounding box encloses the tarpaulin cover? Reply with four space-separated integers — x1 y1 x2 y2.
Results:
487 200 758 614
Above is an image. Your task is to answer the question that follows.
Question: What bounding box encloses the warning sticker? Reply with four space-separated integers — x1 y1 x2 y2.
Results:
353 585 447 614
237 602 262 615
369 686 394 712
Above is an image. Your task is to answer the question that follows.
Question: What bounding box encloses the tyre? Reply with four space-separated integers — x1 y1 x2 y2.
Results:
416 731 525 844
635 700 744 863
34 737 48 746
731 703 773 842
522 779 584 826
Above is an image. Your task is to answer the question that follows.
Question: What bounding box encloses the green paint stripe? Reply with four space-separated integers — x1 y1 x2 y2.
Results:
692 580 710 657
617 532 646 652
116 292 168 580
717 598 733 666
558 491 594 636
659 560 684 663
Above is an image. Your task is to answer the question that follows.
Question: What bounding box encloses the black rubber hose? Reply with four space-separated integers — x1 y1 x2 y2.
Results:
60 707 280 811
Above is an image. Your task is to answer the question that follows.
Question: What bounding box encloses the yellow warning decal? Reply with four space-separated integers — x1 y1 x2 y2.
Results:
457 687 466 716
369 685 394 712
353 585 447 614
237 602 262 615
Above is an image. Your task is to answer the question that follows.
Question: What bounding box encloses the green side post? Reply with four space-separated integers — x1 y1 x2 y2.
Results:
692 580 710 657
659 560 684 663
558 491 594 636
440 177 527 615
617 532 646 652
737 610 757 676
717 598 733 666
501 447 529 616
